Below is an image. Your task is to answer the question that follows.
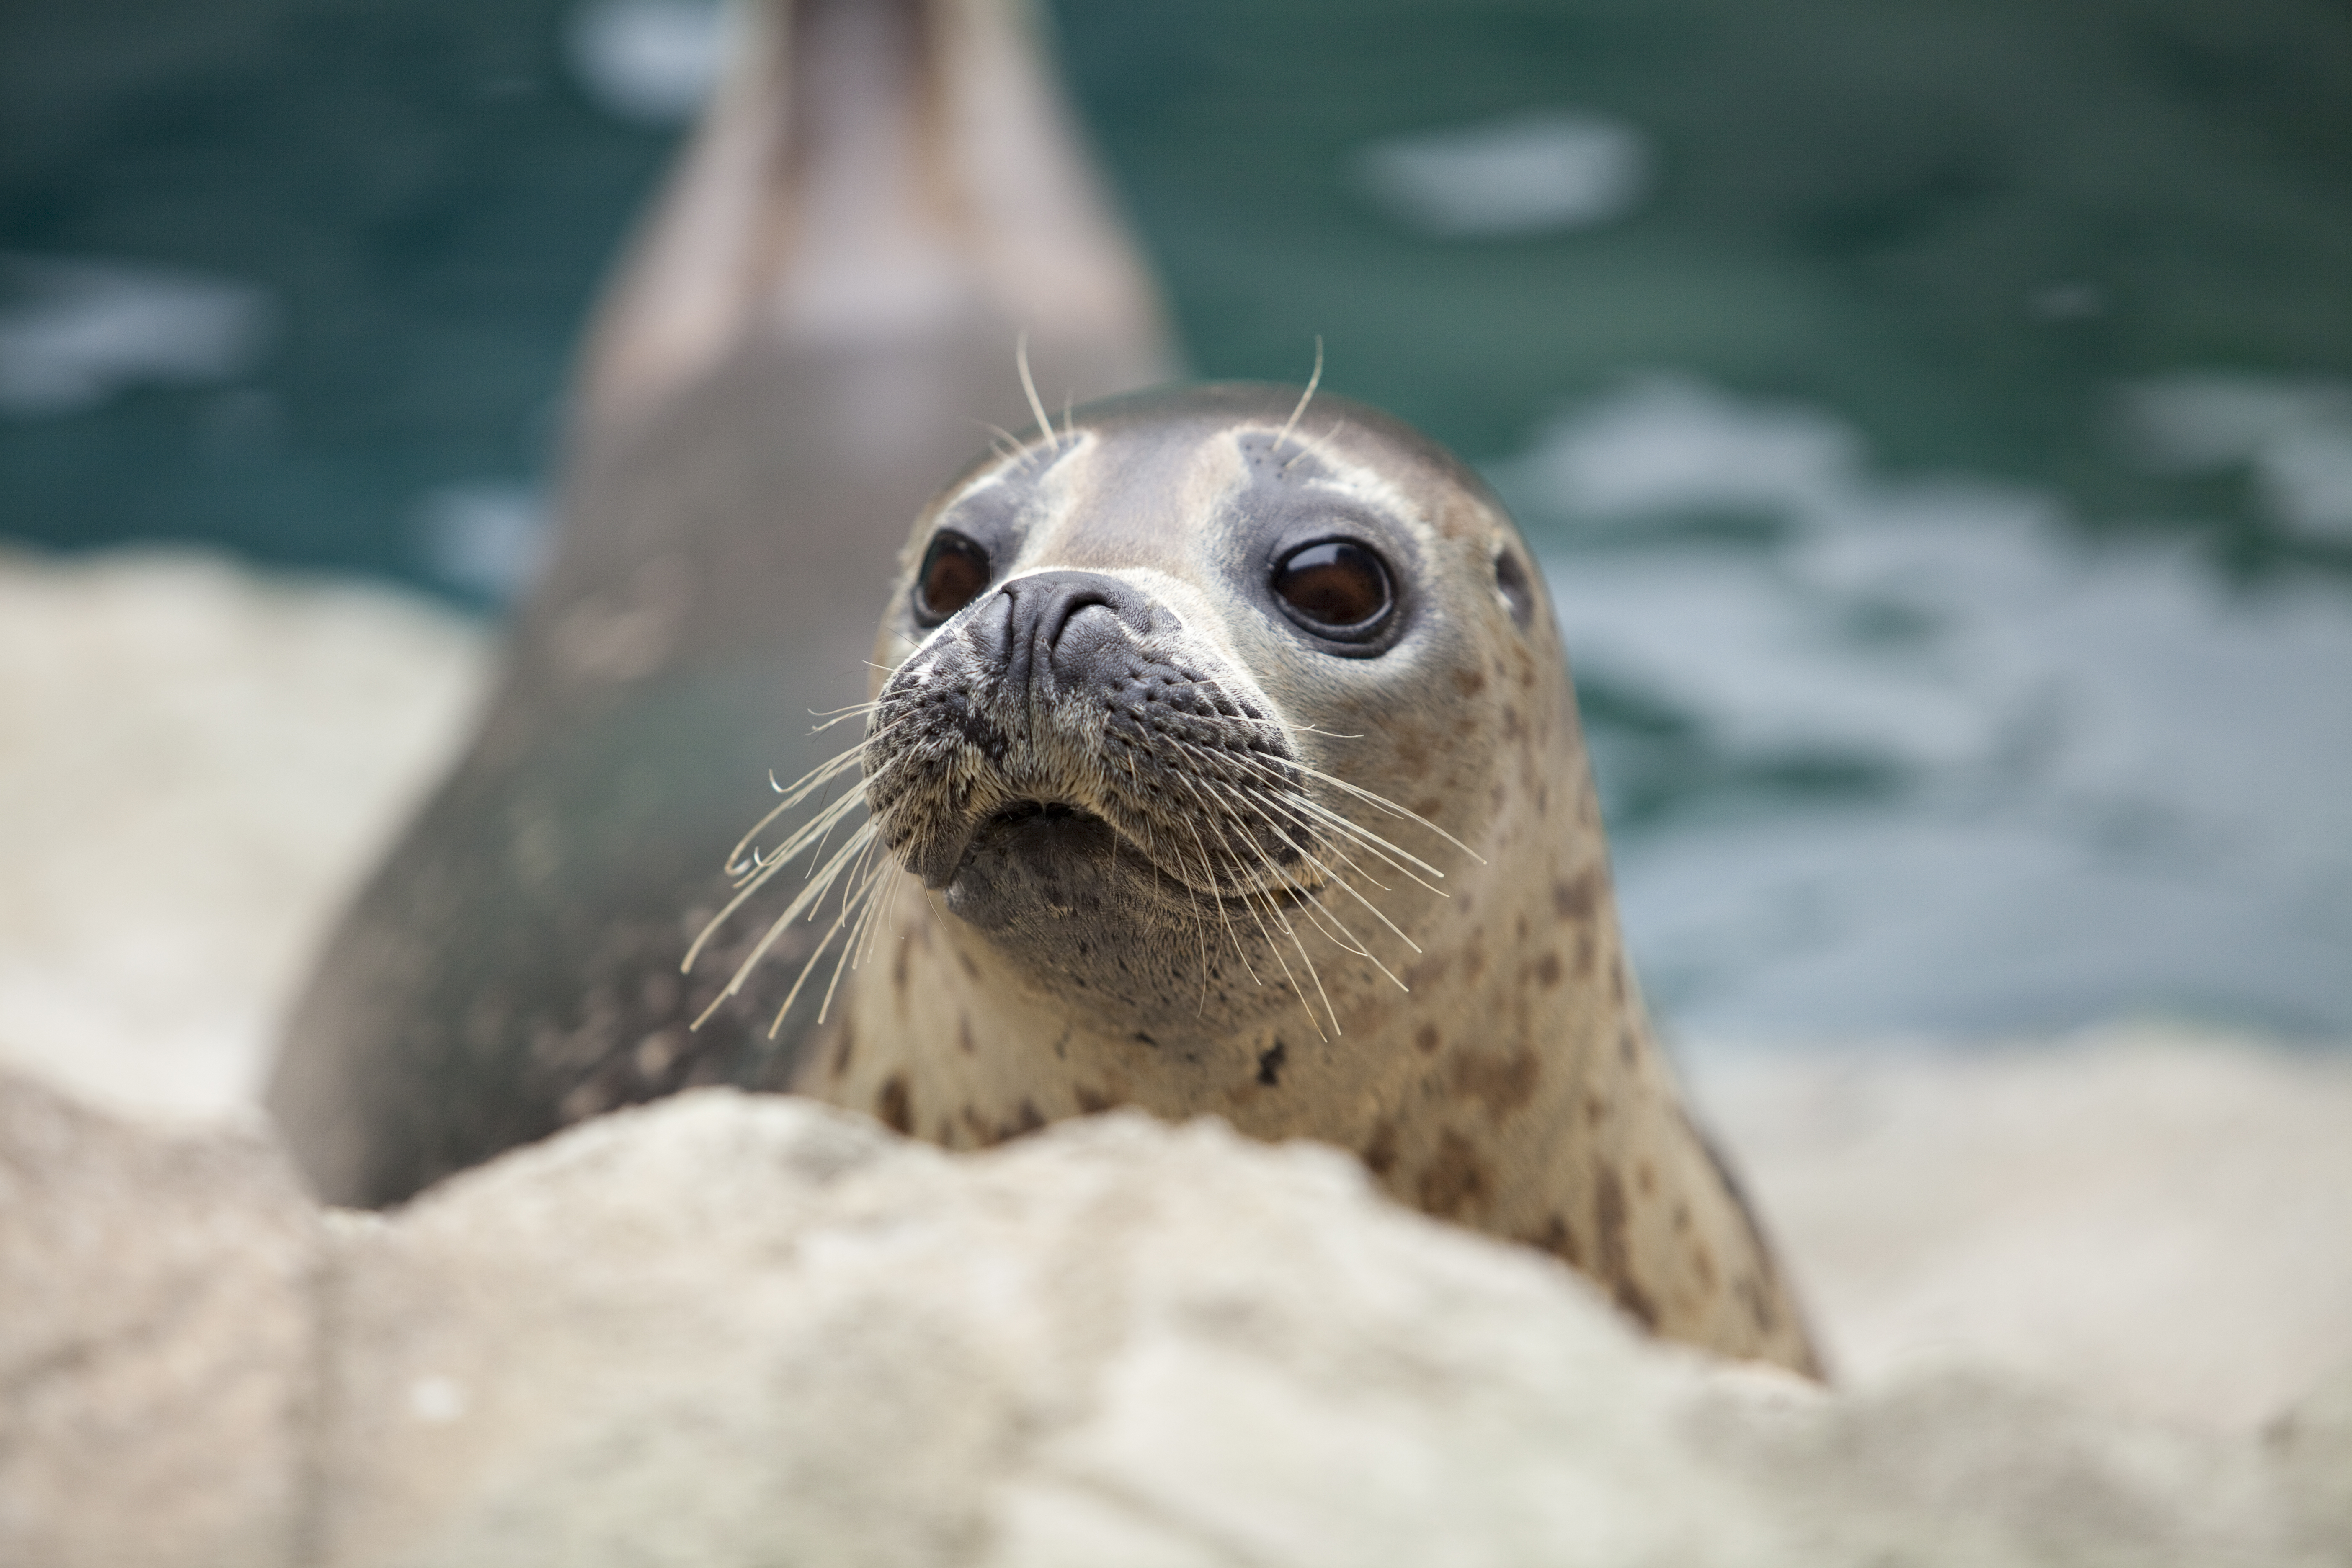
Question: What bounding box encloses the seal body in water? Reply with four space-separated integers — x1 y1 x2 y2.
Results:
697 381 1821 1374
265 0 1174 1205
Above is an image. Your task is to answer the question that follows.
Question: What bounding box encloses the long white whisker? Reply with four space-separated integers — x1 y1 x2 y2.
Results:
1164 737 1453 891
1213 783 1422 972
1271 335 1324 453
1258 890 1333 1043
762 856 893 1037
1014 331 1055 451
1167 771 1330 1038
1208 784 1343 1038
807 706 881 735
1275 756 1483 862
692 820 882 1023
1194 775 1408 1008
1169 786 1264 989
1283 414 1349 474
812 861 895 1028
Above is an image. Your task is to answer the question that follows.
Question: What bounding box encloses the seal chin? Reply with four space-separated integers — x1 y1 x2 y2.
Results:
936 791 1315 1035
941 800 1123 932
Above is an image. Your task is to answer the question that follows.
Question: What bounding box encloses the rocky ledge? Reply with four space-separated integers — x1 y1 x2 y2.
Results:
5 1069 2347 1568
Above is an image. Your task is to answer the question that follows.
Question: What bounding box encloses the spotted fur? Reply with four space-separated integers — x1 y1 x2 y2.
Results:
714 384 1821 1375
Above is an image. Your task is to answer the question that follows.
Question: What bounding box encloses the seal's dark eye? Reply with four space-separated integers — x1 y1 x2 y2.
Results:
914 531 991 623
1271 539 1393 637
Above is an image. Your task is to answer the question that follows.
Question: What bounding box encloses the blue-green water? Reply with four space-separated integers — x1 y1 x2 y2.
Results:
5 0 2350 1039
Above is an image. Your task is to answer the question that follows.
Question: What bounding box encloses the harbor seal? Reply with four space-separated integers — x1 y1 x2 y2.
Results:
694 377 1821 1374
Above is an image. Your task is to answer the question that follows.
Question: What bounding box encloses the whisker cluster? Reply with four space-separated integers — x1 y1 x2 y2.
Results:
682 724 901 1039
685 657 1480 1049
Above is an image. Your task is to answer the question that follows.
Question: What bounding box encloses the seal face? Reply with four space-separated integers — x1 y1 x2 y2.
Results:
871 563 1317 1034
698 382 1823 1375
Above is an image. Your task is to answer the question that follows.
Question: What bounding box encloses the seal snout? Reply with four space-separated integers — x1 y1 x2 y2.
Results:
985 570 1163 699
865 564 1323 909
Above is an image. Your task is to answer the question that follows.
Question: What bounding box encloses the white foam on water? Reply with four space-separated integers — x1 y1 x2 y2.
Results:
565 0 727 127
1504 375 2352 1039
2117 371 2352 540
0 253 275 418
1349 110 1654 240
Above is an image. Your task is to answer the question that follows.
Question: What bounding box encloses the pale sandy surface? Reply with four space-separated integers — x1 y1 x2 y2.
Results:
2 548 2347 1434
1688 1034 2352 1431
0 547 491 1119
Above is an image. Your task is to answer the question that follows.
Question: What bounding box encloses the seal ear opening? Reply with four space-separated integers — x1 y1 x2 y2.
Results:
1493 546 1536 631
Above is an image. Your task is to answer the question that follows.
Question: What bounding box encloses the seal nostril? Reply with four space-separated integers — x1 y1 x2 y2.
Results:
1044 591 1114 652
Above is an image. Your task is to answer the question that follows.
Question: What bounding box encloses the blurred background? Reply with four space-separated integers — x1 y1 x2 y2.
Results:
5 0 2349 1045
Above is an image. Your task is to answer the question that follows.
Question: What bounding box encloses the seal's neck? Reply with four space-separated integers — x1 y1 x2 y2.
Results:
805 710 1821 1375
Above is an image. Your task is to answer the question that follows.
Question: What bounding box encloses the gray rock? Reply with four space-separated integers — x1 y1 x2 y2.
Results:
304 1089 2346 1568
0 1069 319 1568
5 1075 2345 1566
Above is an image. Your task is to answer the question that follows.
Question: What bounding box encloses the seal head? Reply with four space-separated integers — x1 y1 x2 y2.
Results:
714 382 1821 1374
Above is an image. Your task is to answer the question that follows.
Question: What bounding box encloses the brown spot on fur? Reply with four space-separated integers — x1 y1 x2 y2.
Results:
1595 1166 1631 1282
1553 869 1600 923
958 1016 976 1054
1583 1092 1608 1126
876 1074 913 1135
1637 1160 1656 1197
1413 797 1444 820
1672 1200 1691 1233
1531 1213 1584 1268
1592 1168 1660 1329
1688 1111 1796 1342
1405 953 1451 991
1363 1118 1400 1176
1619 1026 1637 1065
1414 1023 1441 1056
1451 1046 1540 1120
1256 1040 1287 1087
1501 706 1524 740
1463 938 1487 982
1075 1083 1114 1114
1417 1130 1493 1219
959 950 981 980
1693 1243 1717 1292
832 1024 857 1076
1534 952 1563 988
1515 913 1529 943
996 1098 1047 1143
894 940 910 996
1453 666 1487 698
